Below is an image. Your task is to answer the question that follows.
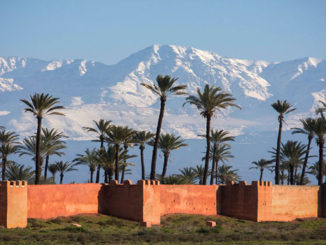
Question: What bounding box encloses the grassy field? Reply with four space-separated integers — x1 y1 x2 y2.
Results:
0 214 325 244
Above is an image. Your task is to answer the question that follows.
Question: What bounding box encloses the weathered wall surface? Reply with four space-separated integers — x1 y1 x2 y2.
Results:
160 185 219 216
220 181 260 221
27 183 101 219
270 185 320 221
98 180 143 222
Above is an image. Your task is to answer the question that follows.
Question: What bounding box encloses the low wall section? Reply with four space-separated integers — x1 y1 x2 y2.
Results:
270 185 320 221
160 185 219 216
28 183 101 219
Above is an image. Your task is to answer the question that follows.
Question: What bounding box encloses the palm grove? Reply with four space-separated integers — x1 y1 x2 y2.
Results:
0 75 326 185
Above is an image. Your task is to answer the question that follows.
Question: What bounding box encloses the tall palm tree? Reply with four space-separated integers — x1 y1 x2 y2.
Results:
6 163 34 183
55 161 77 184
42 128 67 181
184 84 240 184
19 136 47 168
73 148 98 183
83 119 112 183
209 129 235 185
291 118 316 185
310 117 326 185
133 130 154 180
20 93 64 184
250 159 273 182
141 75 187 180
271 100 295 184
155 133 188 183
48 163 58 183
0 129 20 180
217 164 240 184
106 125 134 181
280 140 306 185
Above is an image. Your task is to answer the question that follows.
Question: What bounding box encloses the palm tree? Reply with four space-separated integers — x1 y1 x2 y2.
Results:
48 163 58 183
291 118 316 185
164 175 187 184
271 100 296 184
97 146 116 183
192 164 205 185
217 164 240 184
155 133 188 183
73 148 98 183
83 119 112 183
20 93 64 184
210 144 234 184
6 163 34 183
55 161 77 184
280 140 306 185
120 129 135 183
19 136 47 167
42 128 67 181
310 117 326 185
308 161 326 182
0 129 20 180
178 167 196 184
208 129 235 184
184 85 240 184
106 125 134 181
141 75 187 180
250 159 273 182
133 131 154 180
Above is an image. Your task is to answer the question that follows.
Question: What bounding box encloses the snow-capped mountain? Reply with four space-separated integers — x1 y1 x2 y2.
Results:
1 44 326 183
1 44 325 140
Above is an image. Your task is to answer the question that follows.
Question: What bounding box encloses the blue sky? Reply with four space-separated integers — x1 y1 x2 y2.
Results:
0 0 325 64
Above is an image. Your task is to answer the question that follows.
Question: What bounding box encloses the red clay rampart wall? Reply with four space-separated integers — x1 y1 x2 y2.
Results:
98 180 143 222
160 185 219 216
27 183 101 219
270 185 320 221
220 181 262 221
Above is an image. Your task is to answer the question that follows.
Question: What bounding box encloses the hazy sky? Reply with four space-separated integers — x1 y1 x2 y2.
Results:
1 0 325 64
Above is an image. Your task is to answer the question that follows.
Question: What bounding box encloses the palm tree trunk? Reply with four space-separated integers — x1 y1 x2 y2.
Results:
96 139 104 183
35 117 42 184
1 155 7 181
289 165 294 185
203 114 212 185
140 146 145 180
90 169 94 183
210 144 217 185
260 169 263 182
275 118 283 184
215 159 219 184
161 152 170 183
60 173 63 184
300 137 312 185
120 165 125 183
318 137 325 185
150 97 166 180
281 169 284 185
104 169 108 183
108 168 113 183
44 154 49 181
114 143 120 181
